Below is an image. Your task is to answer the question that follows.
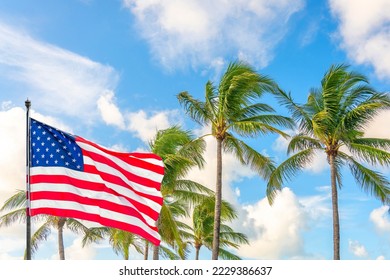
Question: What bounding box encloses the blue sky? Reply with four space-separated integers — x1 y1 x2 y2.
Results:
1 0 390 260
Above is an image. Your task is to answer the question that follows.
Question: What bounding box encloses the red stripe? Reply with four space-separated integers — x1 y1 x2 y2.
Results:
30 174 162 220
76 137 164 175
30 207 160 246
31 191 158 231
83 150 162 191
129 152 163 161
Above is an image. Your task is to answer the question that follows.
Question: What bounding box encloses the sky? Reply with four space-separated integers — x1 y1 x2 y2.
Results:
0 0 390 260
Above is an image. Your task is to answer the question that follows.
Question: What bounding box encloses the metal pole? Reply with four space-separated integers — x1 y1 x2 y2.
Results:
25 99 31 260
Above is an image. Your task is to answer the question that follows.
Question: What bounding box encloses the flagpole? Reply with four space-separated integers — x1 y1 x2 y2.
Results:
25 99 31 260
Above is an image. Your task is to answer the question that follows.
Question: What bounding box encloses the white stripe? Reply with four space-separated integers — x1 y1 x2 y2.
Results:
83 156 162 197
31 199 160 240
78 141 164 183
129 155 165 167
30 167 162 213
31 183 158 227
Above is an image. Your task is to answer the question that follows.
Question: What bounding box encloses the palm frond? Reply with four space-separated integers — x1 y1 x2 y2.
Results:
352 138 390 150
340 151 390 204
0 208 26 227
81 227 108 247
233 103 277 120
65 218 90 235
287 134 323 154
217 248 243 260
177 91 211 126
0 190 26 212
230 119 290 138
30 221 52 256
158 244 181 260
348 142 390 166
271 88 311 125
205 81 218 119
224 134 276 180
267 148 317 204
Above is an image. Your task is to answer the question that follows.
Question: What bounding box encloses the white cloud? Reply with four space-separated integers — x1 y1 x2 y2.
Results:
348 239 369 258
0 21 118 120
64 237 97 260
239 188 307 259
329 0 390 80
370 206 390 232
0 224 25 260
365 111 390 139
97 91 126 129
0 107 26 205
124 0 304 70
126 109 180 142
299 186 332 221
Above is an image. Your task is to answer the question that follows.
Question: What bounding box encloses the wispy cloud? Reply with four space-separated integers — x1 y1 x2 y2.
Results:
370 206 390 232
126 109 181 143
97 91 126 129
0 21 118 120
124 0 304 70
329 0 390 80
348 239 369 258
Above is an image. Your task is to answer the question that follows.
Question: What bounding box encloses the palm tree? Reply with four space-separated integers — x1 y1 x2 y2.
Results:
190 197 249 260
148 126 213 259
0 190 89 259
177 60 293 259
267 64 390 259
82 227 144 260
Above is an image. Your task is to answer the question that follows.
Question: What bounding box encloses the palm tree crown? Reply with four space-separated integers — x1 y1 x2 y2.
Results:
268 64 390 259
190 196 249 260
149 126 212 259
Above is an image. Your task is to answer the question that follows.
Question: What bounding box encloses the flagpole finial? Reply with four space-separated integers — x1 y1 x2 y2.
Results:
25 99 31 109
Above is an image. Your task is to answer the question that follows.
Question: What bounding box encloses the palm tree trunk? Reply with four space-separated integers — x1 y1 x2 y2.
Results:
58 218 66 260
195 244 201 260
153 245 159 260
212 137 223 260
329 154 340 260
144 241 149 260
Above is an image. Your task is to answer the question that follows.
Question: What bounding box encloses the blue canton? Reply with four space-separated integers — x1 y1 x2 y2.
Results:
30 119 84 171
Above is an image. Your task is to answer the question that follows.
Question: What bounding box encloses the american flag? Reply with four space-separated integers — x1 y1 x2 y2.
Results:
29 118 164 245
